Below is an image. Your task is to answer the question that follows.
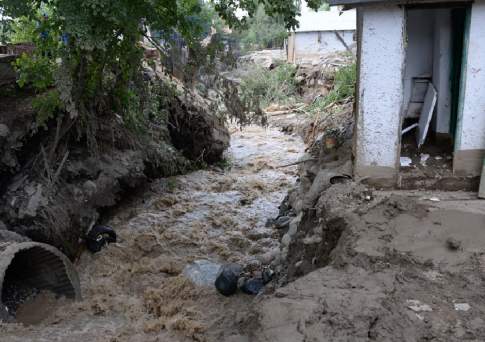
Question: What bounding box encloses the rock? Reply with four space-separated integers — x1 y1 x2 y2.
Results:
82 180 97 197
257 249 279 265
215 263 242 296
0 124 9 138
274 216 291 229
446 237 461 251
18 184 48 219
265 218 275 227
454 303 471 312
0 304 11 322
240 277 265 295
282 214 303 247
183 260 222 287
406 299 433 312
262 268 274 284
0 230 30 243
281 233 292 247
239 49 285 69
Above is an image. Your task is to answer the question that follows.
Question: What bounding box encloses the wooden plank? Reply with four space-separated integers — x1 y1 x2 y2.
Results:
416 83 438 149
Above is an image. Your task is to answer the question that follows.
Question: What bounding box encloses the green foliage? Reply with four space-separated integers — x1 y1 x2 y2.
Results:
0 0 324 156
212 0 325 30
240 63 299 108
214 157 232 170
167 177 177 192
32 90 64 128
307 63 356 115
8 16 36 43
15 53 56 91
236 5 288 51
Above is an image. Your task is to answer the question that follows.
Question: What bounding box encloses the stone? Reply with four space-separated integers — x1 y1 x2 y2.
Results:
82 180 97 197
0 124 10 138
183 260 222 287
446 238 461 251
240 278 265 295
275 216 291 229
454 303 471 312
215 263 242 296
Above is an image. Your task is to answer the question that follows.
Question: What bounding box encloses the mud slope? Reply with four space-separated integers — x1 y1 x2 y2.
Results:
253 187 485 342
0 125 304 341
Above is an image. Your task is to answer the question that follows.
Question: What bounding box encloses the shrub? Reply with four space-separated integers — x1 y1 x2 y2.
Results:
15 53 56 92
32 90 64 129
239 63 299 109
307 63 356 115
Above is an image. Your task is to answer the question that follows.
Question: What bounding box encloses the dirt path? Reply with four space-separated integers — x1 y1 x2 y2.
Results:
0 125 304 341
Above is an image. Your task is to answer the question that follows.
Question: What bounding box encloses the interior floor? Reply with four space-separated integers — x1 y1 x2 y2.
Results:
400 129 453 178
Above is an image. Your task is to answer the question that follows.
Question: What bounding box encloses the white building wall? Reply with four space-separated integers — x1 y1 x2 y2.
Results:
454 1 485 175
355 5 406 180
294 30 354 62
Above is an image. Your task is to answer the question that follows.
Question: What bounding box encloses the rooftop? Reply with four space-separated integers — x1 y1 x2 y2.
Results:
328 0 472 8
294 5 356 33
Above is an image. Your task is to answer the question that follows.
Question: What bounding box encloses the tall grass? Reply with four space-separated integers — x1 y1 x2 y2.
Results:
239 63 299 109
307 63 356 116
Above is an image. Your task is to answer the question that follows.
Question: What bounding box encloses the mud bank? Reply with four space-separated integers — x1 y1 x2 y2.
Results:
0 73 229 259
249 99 485 340
253 188 485 341
248 85 485 340
0 125 304 341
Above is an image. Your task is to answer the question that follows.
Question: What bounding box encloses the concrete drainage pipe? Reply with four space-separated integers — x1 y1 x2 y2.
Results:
0 242 81 321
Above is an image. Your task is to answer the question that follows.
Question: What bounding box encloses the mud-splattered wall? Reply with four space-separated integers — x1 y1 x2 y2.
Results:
354 5 405 180
454 1 485 176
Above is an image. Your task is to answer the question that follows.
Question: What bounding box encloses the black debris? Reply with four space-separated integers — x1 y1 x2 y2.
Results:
86 225 117 253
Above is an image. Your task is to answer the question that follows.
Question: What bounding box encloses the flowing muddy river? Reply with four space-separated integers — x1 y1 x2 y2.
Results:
1 125 304 341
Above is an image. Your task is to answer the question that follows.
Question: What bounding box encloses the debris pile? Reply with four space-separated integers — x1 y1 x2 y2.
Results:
238 49 286 69
295 52 354 103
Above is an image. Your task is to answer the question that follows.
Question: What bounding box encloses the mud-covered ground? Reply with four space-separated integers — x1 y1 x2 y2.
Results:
0 125 304 341
254 186 485 342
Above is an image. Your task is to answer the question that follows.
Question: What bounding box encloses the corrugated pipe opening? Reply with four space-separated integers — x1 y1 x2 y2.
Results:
0 242 81 321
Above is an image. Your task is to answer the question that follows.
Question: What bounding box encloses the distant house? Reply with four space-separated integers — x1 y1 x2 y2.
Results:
287 6 356 63
329 0 485 183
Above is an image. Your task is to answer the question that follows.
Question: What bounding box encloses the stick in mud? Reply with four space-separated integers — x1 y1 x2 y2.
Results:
276 158 316 168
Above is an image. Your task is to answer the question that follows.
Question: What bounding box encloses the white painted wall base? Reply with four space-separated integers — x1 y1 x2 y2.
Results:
354 5 406 180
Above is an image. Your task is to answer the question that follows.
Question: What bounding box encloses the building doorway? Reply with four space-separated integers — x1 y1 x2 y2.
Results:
399 4 470 185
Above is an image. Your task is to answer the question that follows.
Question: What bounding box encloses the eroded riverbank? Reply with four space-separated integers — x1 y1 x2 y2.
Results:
0 125 304 341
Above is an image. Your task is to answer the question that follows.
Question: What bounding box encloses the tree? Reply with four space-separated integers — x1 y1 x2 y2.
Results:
212 0 324 30
0 0 323 145
237 4 288 51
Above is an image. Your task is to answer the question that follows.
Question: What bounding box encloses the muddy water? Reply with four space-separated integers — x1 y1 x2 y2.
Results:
0 125 304 341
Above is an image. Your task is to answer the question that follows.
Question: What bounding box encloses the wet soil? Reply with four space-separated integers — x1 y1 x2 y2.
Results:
0 125 304 341
15 291 59 326
255 185 485 342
